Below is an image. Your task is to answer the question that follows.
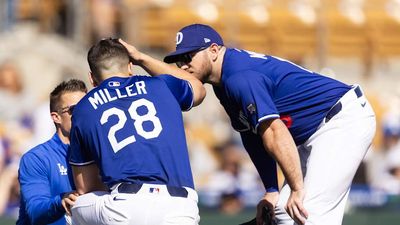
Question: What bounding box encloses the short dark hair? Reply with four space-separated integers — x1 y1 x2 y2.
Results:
87 38 130 84
50 79 87 113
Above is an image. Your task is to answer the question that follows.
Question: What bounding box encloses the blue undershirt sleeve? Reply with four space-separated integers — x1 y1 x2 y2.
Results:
240 131 279 192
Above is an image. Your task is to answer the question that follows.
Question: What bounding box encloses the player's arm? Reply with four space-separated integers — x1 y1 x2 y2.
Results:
258 119 308 225
19 153 68 224
119 39 206 107
225 72 307 224
227 72 304 195
69 117 107 194
72 164 107 195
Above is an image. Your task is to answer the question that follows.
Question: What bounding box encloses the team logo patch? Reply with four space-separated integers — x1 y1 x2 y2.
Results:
247 104 256 114
57 163 67 175
108 81 120 87
176 32 183 45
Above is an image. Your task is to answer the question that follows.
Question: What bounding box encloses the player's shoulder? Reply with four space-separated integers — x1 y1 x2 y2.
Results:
225 47 270 62
154 74 190 90
20 142 49 166
128 74 176 92
223 48 246 71
224 69 264 87
223 48 267 75
155 74 182 82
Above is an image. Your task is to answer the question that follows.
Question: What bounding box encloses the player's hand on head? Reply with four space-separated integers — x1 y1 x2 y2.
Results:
257 191 278 225
119 39 142 64
61 191 79 216
285 188 308 225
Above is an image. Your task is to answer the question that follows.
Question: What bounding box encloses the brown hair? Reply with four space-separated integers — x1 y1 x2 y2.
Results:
87 38 130 85
50 79 87 113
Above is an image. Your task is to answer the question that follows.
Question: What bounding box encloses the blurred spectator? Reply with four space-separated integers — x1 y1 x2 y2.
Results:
0 62 34 122
0 0 16 31
379 110 400 195
219 192 243 215
185 121 220 188
384 144 400 195
366 100 400 195
382 112 400 150
0 164 19 218
0 61 36 219
198 142 264 213
0 61 35 157
11 0 66 33
89 0 121 42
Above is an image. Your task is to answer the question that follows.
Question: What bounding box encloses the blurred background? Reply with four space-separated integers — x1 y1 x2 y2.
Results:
0 0 400 224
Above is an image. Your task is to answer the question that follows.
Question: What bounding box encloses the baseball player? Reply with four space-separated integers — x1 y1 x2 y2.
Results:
121 24 376 225
17 79 87 225
67 38 206 225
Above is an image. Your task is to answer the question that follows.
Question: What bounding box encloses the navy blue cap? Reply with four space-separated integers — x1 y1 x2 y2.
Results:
164 24 224 63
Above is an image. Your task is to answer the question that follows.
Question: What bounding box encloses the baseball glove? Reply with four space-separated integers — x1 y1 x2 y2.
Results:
239 206 277 225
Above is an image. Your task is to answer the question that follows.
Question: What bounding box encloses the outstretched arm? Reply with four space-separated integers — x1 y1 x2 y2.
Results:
258 118 308 225
119 39 206 107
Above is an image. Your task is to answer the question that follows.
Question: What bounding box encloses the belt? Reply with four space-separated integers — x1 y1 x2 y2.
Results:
117 183 189 198
325 86 363 123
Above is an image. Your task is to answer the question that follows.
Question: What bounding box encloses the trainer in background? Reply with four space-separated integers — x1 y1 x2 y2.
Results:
122 24 376 225
67 38 205 225
17 79 87 225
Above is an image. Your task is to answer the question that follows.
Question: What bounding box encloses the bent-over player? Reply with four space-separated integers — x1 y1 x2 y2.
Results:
120 24 376 225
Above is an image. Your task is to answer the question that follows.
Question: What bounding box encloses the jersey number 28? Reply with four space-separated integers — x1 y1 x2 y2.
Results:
100 98 163 153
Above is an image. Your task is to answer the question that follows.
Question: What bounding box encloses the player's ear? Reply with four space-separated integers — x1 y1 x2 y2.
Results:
209 44 220 61
50 111 61 125
88 72 98 87
128 62 133 75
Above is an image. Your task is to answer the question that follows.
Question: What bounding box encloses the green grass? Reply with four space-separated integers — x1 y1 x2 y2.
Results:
2 208 399 225
0 216 15 225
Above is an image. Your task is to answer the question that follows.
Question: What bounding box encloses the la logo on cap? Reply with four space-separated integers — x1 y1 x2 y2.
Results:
176 32 183 45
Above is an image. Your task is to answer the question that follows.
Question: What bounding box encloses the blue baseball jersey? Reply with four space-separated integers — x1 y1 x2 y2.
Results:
69 75 195 189
214 48 351 190
17 134 74 225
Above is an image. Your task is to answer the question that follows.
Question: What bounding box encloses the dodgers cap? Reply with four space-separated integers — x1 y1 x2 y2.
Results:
164 24 224 63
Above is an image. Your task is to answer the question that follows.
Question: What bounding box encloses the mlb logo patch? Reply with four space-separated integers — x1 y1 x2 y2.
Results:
149 187 160 194
108 81 120 87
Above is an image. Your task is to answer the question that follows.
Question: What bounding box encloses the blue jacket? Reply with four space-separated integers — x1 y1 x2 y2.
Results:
17 134 74 225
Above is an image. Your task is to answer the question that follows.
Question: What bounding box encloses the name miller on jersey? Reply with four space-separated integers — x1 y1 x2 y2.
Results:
88 80 147 109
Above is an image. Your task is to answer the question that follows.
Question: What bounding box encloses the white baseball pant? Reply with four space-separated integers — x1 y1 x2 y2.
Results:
275 85 376 225
71 183 200 225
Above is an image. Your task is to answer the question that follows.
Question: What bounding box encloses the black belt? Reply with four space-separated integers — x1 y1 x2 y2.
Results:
325 86 363 123
117 183 188 198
